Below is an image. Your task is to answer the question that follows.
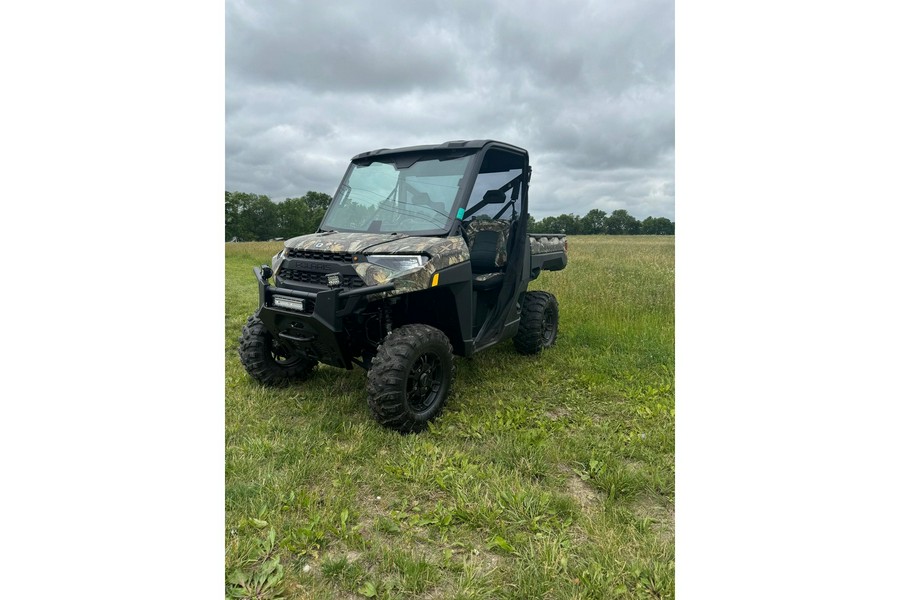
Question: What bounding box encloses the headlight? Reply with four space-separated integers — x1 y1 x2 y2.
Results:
272 248 286 274
365 254 428 273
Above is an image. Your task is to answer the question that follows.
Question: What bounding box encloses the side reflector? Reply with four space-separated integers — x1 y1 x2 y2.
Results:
431 273 440 287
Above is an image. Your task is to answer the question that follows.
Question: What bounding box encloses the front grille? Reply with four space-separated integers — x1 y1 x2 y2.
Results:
278 268 366 288
285 248 354 262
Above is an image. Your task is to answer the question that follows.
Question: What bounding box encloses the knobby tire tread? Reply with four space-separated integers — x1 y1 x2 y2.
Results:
366 324 455 433
513 291 560 355
238 312 316 386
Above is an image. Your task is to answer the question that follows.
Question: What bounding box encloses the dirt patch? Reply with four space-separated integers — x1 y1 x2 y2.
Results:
545 406 570 421
630 493 674 541
566 471 605 509
622 458 643 472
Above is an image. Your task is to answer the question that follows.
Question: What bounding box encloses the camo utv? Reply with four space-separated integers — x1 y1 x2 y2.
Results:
239 140 567 432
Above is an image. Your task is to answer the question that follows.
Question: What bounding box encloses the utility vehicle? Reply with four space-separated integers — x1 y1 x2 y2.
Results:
238 140 567 432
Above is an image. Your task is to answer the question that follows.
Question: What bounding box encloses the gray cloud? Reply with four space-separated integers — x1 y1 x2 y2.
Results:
226 0 674 220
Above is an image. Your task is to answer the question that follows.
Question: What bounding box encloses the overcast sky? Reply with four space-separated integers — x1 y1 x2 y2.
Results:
226 0 673 220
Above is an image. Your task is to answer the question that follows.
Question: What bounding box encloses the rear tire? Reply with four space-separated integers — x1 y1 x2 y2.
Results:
366 324 455 433
238 312 317 386
513 291 559 355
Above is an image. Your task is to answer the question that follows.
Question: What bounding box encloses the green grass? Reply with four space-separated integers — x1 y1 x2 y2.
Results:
225 235 675 599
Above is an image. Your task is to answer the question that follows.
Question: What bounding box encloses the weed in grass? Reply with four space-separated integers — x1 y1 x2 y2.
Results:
283 515 327 558
226 528 286 600
447 557 502 599
321 554 365 590
576 455 640 502
490 431 553 482
499 536 576 599
384 549 441 595
374 514 403 535
358 580 378 597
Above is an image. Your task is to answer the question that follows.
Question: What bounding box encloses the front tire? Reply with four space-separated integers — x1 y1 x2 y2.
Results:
238 312 317 386
366 324 455 433
513 291 559 355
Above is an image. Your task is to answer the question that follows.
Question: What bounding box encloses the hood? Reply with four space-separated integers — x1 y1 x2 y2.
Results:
283 231 471 296
284 231 464 257
284 231 406 254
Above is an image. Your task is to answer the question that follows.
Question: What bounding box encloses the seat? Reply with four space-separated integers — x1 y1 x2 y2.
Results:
464 218 510 267
466 219 510 291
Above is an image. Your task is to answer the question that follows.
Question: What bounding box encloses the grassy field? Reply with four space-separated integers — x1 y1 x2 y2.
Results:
225 235 675 599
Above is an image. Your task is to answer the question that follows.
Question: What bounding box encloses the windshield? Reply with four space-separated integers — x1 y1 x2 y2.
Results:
321 154 473 234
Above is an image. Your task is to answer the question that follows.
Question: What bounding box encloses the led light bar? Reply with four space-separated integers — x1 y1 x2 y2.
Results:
272 296 305 312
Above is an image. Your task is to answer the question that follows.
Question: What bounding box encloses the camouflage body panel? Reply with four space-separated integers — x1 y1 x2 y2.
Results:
463 219 510 267
351 235 470 297
284 232 402 254
280 232 470 297
367 235 469 260
530 234 567 255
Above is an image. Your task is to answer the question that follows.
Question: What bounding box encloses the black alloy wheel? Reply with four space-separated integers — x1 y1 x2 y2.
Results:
406 351 444 413
366 324 455 433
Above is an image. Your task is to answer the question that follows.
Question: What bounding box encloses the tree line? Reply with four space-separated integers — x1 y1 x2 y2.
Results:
529 208 674 235
225 191 674 241
226 191 331 242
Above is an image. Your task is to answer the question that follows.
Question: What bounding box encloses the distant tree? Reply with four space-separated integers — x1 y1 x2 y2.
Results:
225 191 245 241
225 191 278 241
241 193 280 240
278 191 332 237
641 216 675 235
301 191 332 212
534 216 559 233
662 218 675 235
277 197 316 238
605 209 641 235
581 208 607 234
527 214 536 232
554 213 580 235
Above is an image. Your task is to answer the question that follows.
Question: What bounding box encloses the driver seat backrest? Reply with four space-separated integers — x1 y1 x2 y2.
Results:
465 219 510 273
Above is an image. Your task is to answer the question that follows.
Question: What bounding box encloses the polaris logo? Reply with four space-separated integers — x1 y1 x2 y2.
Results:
293 260 332 272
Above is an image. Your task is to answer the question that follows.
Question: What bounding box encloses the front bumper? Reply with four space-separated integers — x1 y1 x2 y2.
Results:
253 266 394 369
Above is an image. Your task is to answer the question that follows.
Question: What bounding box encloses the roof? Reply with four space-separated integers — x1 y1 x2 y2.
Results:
351 139 527 161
